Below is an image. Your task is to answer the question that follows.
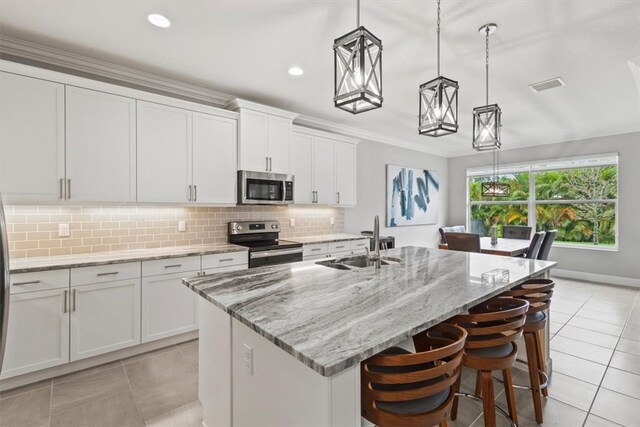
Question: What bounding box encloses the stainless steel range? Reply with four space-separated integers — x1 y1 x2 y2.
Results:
228 221 303 268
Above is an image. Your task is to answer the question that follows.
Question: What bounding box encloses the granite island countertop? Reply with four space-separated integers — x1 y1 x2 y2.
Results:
10 244 248 274
289 234 370 245
183 246 556 377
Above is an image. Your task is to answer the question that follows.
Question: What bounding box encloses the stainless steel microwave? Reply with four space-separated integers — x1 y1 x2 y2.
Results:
237 171 294 205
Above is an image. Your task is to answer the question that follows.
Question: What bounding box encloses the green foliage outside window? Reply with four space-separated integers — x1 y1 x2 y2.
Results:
469 166 617 246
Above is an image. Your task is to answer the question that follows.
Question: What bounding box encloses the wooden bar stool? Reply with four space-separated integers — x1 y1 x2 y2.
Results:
447 297 529 427
361 323 467 427
500 278 555 423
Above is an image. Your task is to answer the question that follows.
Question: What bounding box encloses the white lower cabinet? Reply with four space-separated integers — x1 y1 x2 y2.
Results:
70 279 141 361
0 288 70 379
142 271 200 343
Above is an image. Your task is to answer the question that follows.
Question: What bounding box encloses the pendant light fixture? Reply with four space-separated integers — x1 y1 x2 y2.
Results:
419 0 458 136
481 149 510 197
333 0 383 114
472 23 501 151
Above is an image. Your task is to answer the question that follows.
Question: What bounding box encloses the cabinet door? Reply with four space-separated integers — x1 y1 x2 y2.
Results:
0 73 65 202
290 133 313 204
267 115 291 174
137 101 192 202
238 109 268 172
65 87 136 202
334 142 357 205
0 289 69 379
142 271 199 342
70 280 141 361
192 113 237 204
312 138 335 205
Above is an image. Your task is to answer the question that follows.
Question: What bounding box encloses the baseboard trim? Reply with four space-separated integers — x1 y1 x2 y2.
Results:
0 330 198 392
552 269 640 288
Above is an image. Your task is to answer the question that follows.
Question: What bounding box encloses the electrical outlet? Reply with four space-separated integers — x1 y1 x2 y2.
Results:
243 344 253 375
58 223 70 237
330 217 335 225
178 221 186 232
289 218 295 228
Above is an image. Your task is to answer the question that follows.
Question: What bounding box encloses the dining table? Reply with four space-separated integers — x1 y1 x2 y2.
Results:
439 236 530 257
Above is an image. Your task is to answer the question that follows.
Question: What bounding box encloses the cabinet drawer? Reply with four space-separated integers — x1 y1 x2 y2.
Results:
201 263 247 275
10 269 70 294
201 252 247 269
328 242 350 253
71 262 140 286
303 243 327 257
351 239 370 250
142 256 201 277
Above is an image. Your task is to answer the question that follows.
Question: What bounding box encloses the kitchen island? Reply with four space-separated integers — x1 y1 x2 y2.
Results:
183 246 556 427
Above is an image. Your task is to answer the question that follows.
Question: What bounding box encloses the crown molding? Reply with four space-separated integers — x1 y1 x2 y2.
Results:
0 35 233 107
226 98 299 120
0 35 448 157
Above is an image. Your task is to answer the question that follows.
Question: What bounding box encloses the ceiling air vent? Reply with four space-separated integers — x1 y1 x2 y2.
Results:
528 77 566 93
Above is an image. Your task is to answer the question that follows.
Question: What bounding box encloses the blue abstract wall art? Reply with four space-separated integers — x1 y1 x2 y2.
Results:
386 165 440 227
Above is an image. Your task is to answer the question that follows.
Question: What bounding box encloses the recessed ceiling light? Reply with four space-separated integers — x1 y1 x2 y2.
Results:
529 77 566 93
147 13 171 28
288 66 304 76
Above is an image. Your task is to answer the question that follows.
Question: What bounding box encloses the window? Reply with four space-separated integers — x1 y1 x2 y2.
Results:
467 154 618 249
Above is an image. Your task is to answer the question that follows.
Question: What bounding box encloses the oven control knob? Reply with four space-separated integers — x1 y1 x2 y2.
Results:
271 224 278 229
236 225 243 231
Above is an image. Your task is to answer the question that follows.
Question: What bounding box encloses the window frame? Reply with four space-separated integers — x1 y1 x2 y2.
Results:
466 153 619 252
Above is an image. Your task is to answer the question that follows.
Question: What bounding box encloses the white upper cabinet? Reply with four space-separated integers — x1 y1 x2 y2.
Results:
335 142 357 206
137 101 192 203
290 132 314 204
0 72 65 202
291 127 359 206
192 113 237 204
65 87 136 202
237 109 269 172
313 137 335 205
267 115 292 174
227 99 297 174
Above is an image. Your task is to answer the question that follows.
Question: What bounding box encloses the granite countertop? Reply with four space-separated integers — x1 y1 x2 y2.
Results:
290 234 370 245
10 244 248 274
183 246 556 377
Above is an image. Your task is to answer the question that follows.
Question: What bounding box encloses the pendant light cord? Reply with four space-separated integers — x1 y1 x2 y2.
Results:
485 26 490 106
357 0 360 27
436 0 441 76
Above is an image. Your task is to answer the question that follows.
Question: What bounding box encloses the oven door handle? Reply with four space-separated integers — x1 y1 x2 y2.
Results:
250 248 303 259
282 180 287 202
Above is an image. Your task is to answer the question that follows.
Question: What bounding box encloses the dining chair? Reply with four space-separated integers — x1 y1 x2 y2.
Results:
525 231 545 259
439 226 466 244
502 225 532 240
445 232 480 253
537 230 558 261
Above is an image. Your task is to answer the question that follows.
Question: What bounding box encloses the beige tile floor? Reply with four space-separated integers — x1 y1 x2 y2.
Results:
0 277 638 426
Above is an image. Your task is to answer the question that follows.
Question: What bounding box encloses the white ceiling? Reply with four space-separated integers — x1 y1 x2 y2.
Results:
1 0 639 157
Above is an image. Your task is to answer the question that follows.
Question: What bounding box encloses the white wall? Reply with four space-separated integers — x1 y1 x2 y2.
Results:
448 132 640 283
344 141 448 248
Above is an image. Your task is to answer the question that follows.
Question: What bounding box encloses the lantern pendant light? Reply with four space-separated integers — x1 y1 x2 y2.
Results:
472 23 502 151
419 0 459 137
333 0 383 114
481 149 510 197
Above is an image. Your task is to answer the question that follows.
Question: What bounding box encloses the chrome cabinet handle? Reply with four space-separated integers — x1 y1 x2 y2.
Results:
97 272 119 277
72 289 77 312
63 290 68 313
266 157 269 171
337 192 340 204
269 157 272 172
311 248 321 252
335 245 346 249
164 264 183 269
13 280 41 286
67 179 71 199
188 185 192 202
219 258 234 262
59 178 64 199
194 185 197 202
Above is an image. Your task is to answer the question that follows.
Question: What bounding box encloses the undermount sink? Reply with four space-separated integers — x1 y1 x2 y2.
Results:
315 255 400 270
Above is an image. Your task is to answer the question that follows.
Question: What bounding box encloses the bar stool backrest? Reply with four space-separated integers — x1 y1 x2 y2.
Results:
361 323 467 427
501 279 554 315
449 297 529 350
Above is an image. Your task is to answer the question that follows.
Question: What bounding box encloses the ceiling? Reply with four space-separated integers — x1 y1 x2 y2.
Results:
1 0 639 157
